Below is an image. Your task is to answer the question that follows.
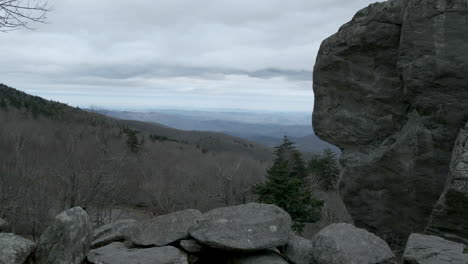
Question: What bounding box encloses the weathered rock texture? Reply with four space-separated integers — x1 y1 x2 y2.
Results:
426 122 468 244
189 203 292 251
92 219 137 248
35 207 93 264
125 209 202 247
310 223 396 264
313 0 468 246
403 233 468 264
87 242 188 264
0 233 35 264
280 234 314 264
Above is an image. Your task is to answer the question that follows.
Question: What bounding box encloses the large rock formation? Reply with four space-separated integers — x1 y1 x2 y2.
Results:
189 203 292 251
310 223 396 264
402 233 468 264
313 0 468 246
426 121 468 244
35 207 93 264
0 233 35 264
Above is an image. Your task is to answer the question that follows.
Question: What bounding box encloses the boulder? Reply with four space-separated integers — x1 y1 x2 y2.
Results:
35 207 93 264
311 223 396 264
0 233 35 264
124 209 202 247
180 239 204 253
91 219 136 248
227 251 289 264
189 203 292 251
280 234 314 264
403 233 468 264
0 217 11 233
426 122 468 244
313 0 468 247
87 242 188 264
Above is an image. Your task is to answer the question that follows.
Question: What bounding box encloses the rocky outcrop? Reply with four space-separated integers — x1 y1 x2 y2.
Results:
125 209 202 247
426 122 468 244
313 0 468 246
91 219 136 248
0 233 35 264
180 239 204 253
310 223 396 264
189 203 292 251
35 207 93 264
402 233 468 264
87 242 188 264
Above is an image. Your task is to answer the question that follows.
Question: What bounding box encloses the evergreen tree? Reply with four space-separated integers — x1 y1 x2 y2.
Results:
308 148 340 191
253 136 323 232
122 127 143 153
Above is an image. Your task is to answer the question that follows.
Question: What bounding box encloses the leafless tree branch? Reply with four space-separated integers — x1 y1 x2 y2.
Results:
0 0 51 32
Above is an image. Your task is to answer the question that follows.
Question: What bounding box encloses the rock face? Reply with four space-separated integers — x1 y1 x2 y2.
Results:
403 233 468 264
35 207 93 264
87 242 188 264
180 239 204 253
189 203 292 251
426 122 468 244
0 217 11 233
0 233 35 264
311 223 396 264
313 0 468 246
280 234 314 264
92 219 136 248
125 209 202 247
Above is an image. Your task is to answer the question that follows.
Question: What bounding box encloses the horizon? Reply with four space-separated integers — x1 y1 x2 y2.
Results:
0 0 377 112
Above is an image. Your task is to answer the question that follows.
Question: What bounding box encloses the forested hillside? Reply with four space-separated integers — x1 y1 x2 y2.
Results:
0 84 272 238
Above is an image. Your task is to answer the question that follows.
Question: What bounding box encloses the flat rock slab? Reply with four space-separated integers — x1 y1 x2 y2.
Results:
35 207 93 264
403 233 468 264
92 219 137 248
125 209 202 247
280 234 314 264
0 233 35 264
190 203 292 251
311 223 396 264
87 242 188 264
180 239 204 253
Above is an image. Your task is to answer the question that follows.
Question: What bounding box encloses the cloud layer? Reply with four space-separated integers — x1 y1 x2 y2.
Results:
0 0 376 111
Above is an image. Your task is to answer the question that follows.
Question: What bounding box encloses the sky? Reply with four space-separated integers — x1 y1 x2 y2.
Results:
0 0 377 112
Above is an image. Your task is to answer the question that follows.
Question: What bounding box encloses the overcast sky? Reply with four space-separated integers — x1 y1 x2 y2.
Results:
0 0 376 112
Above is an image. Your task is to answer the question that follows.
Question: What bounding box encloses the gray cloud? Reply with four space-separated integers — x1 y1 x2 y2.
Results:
0 0 377 111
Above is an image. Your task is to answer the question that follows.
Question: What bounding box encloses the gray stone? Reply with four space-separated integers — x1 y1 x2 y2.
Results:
227 251 289 264
0 217 11 233
313 0 468 248
180 239 204 253
189 203 292 251
0 233 35 264
87 242 188 264
35 207 93 264
91 219 136 248
403 233 468 264
280 234 314 264
311 223 396 264
426 122 468 244
124 209 202 247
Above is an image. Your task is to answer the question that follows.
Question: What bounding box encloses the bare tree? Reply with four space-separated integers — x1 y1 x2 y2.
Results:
0 0 51 31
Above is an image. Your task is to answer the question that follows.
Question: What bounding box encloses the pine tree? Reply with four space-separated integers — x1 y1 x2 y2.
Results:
253 136 323 232
308 148 340 191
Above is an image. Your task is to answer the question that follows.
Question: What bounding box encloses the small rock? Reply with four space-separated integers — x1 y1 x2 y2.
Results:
180 239 204 253
403 233 468 264
190 203 292 251
92 219 136 248
0 233 35 264
35 207 93 264
311 223 396 264
87 242 188 264
280 234 314 264
124 209 202 247
0 217 11 233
